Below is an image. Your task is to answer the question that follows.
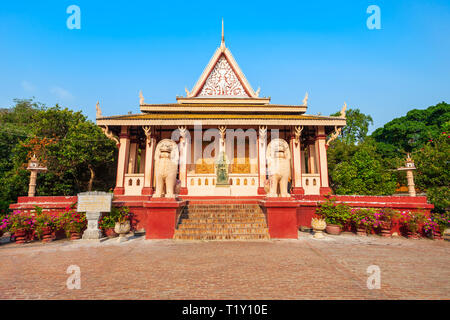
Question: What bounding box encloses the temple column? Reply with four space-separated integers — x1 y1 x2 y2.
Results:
308 143 317 173
301 148 306 174
114 126 130 195
290 126 304 196
139 147 146 174
128 140 138 174
178 126 188 195
316 126 332 195
257 126 267 194
142 126 155 195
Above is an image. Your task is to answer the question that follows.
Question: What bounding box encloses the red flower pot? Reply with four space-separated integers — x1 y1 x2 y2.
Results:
408 231 420 239
356 227 367 236
432 230 443 240
14 229 27 244
70 231 82 240
42 226 53 243
379 221 392 237
105 228 118 238
326 224 341 235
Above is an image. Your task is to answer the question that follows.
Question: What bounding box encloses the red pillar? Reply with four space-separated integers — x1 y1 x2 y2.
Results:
144 199 186 239
261 198 298 239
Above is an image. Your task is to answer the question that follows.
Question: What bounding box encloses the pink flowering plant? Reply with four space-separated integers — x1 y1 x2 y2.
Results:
0 216 8 234
33 206 60 239
398 210 426 233
351 208 377 232
423 217 440 236
59 203 86 236
373 208 399 229
430 212 450 234
3 210 35 234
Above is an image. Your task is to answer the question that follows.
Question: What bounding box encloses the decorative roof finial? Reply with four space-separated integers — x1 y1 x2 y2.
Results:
340 102 347 118
302 92 308 106
96 101 102 118
221 18 225 47
139 90 144 105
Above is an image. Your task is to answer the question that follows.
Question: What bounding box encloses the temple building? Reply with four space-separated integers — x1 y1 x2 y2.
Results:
96 27 346 199
11 24 434 240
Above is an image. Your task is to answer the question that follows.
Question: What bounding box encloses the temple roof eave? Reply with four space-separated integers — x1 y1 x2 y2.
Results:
96 117 346 127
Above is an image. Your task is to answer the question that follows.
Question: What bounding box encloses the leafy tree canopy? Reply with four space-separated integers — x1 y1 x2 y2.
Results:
371 102 450 153
0 100 117 214
414 132 450 212
328 139 397 195
330 108 373 145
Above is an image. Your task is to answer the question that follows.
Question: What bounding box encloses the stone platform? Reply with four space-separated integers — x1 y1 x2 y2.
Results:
10 194 434 240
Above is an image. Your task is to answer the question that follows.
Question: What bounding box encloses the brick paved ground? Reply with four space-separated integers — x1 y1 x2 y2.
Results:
0 232 449 299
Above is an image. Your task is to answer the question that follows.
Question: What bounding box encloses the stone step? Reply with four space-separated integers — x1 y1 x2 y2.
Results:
179 213 266 219
176 227 269 234
178 223 267 229
179 218 267 224
174 233 270 240
188 206 260 208
173 203 270 241
186 208 262 214
187 204 260 207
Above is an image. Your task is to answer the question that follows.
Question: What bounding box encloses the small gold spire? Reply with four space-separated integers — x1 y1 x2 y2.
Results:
221 18 225 46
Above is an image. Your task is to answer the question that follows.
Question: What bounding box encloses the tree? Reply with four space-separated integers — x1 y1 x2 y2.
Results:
328 140 397 195
0 99 42 214
0 99 41 174
371 102 450 153
0 100 117 212
59 121 117 191
414 132 450 212
330 108 373 145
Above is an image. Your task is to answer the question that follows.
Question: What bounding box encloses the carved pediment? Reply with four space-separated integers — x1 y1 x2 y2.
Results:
198 56 249 97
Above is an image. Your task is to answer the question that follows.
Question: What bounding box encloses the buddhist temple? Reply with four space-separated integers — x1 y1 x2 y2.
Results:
96 24 346 199
10 23 434 240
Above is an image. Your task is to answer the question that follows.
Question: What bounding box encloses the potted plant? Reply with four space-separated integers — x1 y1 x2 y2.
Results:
99 211 118 238
400 211 425 239
316 197 350 235
311 217 327 239
99 206 133 238
374 208 398 237
5 210 35 243
0 215 8 238
427 212 449 240
351 208 376 236
60 205 86 240
33 206 58 242
113 206 132 241
423 218 441 240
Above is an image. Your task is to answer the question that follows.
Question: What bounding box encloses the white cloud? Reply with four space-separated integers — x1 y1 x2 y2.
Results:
50 86 74 100
21 80 36 93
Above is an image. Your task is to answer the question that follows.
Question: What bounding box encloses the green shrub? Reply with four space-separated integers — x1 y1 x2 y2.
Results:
316 197 351 228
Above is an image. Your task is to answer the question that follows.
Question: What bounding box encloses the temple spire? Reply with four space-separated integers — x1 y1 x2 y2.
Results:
221 18 225 48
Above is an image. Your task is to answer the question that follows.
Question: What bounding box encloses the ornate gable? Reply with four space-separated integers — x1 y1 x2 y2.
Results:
198 55 249 97
176 21 271 104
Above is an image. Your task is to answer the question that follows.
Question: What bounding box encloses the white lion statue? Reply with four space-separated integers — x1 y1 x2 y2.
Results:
266 138 291 197
153 139 179 198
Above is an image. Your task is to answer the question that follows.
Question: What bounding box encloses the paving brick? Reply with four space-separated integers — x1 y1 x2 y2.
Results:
0 233 448 299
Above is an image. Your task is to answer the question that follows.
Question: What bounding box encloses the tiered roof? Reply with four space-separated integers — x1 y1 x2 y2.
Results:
96 22 346 129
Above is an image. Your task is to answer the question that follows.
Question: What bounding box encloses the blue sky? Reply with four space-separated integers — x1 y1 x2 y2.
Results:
1 0 449 130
